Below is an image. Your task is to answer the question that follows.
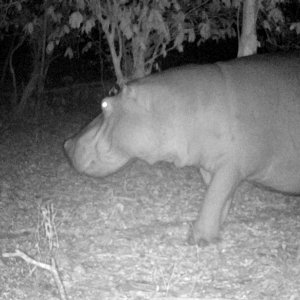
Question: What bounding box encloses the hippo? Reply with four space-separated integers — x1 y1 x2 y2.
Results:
64 52 300 245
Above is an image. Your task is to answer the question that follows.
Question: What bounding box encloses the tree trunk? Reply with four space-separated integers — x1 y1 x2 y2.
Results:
238 0 259 57
12 64 40 119
8 36 25 107
106 31 124 85
1 34 17 88
132 38 146 79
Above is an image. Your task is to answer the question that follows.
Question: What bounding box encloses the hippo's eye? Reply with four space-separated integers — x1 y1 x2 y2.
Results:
102 101 108 109
101 99 110 111
101 98 113 115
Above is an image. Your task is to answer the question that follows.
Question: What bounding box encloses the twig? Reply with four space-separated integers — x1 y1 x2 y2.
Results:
3 249 68 300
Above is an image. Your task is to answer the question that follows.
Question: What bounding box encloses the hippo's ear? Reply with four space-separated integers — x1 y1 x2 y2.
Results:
123 84 153 112
122 85 136 99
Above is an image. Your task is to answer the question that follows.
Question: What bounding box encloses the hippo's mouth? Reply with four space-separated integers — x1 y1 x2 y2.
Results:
76 156 136 178
64 135 136 177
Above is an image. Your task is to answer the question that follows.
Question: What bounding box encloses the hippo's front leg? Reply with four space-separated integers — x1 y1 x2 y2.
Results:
190 164 241 245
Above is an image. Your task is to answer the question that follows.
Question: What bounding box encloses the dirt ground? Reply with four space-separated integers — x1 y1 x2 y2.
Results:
0 112 299 300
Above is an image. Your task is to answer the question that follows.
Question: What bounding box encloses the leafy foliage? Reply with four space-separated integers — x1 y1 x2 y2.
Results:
0 0 299 116
257 0 300 50
69 0 196 82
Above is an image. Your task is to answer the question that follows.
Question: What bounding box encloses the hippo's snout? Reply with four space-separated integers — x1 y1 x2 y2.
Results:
64 139 73 155
64 137 83 171
64 138 94 175
64 137 79 169
64 131 130 178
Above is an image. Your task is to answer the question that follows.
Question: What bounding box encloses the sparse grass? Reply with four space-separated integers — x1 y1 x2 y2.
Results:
0 112 299 300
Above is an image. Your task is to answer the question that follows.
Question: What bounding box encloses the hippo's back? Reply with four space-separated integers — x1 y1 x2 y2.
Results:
215 53 300 193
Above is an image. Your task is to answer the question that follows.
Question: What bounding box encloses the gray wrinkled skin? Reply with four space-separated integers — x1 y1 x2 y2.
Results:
65 53 300 245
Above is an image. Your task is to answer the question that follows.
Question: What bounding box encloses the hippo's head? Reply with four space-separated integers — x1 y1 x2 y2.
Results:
64 84 165 177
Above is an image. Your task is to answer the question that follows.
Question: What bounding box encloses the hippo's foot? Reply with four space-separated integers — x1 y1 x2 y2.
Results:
187 222 221 246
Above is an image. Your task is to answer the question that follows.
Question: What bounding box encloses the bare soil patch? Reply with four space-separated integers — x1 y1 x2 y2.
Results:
0 113 299 300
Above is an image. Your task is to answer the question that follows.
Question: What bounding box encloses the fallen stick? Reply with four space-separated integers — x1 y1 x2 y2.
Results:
3 249 67 300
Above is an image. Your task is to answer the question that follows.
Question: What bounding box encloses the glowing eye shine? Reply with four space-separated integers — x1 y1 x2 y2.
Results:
102 101 108 109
